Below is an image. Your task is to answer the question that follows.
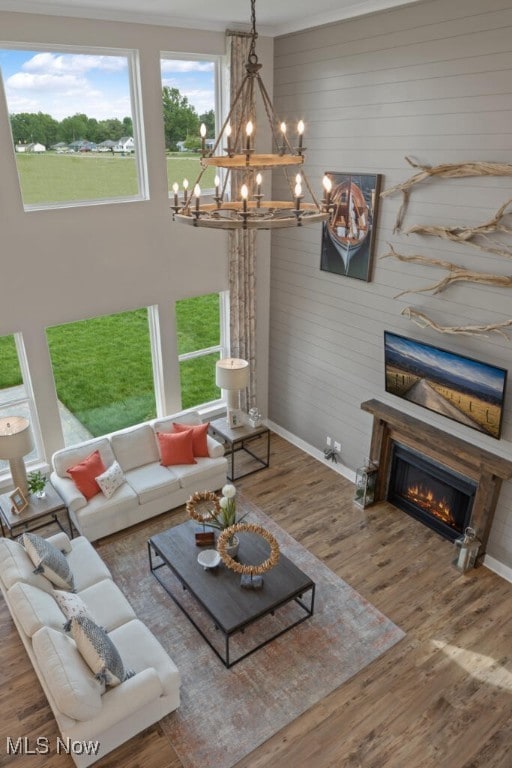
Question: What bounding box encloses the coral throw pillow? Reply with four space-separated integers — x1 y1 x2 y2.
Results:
173 422 210 457
157 429 197 466
67 450 106 500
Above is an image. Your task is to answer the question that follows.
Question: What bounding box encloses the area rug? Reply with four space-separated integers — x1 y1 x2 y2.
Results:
98 498 405 768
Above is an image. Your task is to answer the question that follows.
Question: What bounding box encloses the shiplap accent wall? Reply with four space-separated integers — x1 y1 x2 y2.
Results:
269 0 512 568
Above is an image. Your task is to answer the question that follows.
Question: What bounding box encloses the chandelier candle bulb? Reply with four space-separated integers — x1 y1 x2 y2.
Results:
241 184 249 213
194 184 201 213
183 178 189 204
322 175 332 210
172 182 179 208
294 182 302 210
245 121 253 154
200 123 207 155
280 122 287 154
297 120 305 152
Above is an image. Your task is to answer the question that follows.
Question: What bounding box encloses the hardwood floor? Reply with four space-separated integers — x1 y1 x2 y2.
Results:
2 432 512 767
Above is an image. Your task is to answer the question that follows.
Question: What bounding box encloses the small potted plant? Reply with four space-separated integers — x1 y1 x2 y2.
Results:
27 470 47 499
207 484 247 557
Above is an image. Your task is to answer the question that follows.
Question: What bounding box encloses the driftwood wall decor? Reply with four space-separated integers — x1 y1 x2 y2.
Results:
381 157 512 232
381 158 512 337
382 245 512 297
401 307 512 339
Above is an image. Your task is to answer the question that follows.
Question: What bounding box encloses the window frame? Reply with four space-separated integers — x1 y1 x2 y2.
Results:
0 42 149 212
160 51 224 197
177 290 230 411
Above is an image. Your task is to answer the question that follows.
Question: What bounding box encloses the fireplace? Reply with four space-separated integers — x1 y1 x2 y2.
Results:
360 399 512 558
388 444 476 541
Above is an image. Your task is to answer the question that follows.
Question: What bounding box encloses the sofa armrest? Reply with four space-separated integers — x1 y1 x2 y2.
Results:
47 531 72 554
50 472 87 515
70 668 163 741
207 434 225 459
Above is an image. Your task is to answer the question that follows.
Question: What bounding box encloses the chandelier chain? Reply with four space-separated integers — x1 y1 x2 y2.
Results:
249 0 258 62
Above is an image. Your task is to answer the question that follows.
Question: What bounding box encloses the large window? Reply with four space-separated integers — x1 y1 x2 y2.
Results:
0 333 42 475
160 54 220 196
0 46 147 209
46 309 157 444
176 292 228 410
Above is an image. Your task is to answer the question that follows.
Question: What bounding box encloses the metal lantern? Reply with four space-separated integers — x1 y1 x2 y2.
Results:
453 527 481 573
354 460 378 508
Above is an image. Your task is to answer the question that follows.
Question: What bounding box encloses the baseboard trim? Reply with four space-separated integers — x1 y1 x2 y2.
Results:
483 555 512 583
266 420 356 483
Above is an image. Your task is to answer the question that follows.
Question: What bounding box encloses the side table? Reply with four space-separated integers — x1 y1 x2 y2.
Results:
0 483 73 539
209 417 270 481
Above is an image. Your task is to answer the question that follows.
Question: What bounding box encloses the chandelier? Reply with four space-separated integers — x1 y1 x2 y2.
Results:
171 0 332 230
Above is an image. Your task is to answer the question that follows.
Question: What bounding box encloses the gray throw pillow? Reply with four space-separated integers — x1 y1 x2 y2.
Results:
20 532 74 591
70 616 135 687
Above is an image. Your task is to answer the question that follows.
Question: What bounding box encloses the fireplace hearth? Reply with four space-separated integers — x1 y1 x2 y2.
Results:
361 399 512 558
388 444 476 541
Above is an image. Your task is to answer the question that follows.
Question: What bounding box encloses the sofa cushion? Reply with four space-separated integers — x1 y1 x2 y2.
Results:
96 460 125 499
53 437 116 480
78 579 137 631
157 429 196 466
32 625 103 721
67 450 106 500
124 462 180 505
0 537 55 594
173 421 209 457
110 424 159 472
66 536 113 591
70 616 135 687
7 581 67 637
20 532 74 591
72 482 138 536
109 619 181 698
172 456 230 490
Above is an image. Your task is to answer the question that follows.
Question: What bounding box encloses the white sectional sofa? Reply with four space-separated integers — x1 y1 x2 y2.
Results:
0 531 180 768
50 411 228 541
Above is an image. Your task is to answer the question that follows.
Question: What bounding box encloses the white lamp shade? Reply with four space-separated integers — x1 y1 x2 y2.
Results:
216 358 249 390
0 416 34 459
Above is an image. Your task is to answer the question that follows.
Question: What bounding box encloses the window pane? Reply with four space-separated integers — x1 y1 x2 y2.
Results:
176 293 220 354
179 352 220 410
160 57 217 194
46 309 156 442
0 48 141 207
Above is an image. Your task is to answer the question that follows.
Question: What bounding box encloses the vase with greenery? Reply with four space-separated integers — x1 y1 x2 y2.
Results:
208 484 247 553
27 470 47 498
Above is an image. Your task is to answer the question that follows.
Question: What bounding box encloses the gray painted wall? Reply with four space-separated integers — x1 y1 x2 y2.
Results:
270 0 512 569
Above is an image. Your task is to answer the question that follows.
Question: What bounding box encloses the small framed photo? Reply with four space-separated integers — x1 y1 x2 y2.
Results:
10 487 28 514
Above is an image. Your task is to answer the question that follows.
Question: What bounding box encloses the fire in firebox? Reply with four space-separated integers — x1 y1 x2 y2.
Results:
404 484 456 528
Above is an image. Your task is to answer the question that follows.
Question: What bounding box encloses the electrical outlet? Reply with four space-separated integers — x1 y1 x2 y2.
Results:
326 436 332 447
334 441 341 452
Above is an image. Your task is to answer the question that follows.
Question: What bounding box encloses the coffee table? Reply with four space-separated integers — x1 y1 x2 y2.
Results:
148 521 315 668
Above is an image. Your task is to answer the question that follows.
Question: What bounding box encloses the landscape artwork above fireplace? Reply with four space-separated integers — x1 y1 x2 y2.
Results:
384 332 507 439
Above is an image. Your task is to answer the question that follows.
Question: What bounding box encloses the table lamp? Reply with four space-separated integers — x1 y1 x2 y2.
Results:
216 358 249 428
0 416 34 497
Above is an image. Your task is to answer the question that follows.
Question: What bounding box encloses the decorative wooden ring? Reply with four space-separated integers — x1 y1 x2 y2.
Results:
217 523 280 575
186 490 221 524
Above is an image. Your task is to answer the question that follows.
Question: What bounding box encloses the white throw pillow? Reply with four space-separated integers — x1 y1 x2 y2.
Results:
95 461 125 500
53 589 94 630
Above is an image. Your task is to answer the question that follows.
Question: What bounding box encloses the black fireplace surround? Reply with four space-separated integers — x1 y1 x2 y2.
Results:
387 443 477 541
